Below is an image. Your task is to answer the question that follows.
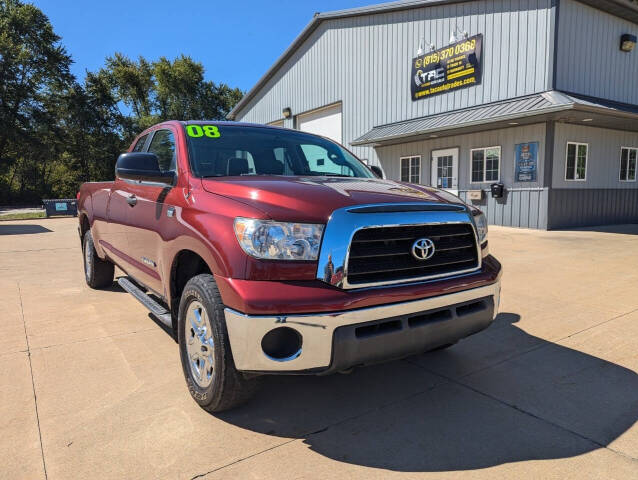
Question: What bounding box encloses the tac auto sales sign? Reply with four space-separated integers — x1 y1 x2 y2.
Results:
411 34 483 101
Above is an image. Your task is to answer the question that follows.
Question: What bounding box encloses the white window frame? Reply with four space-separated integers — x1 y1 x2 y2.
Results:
619 147 637 182
399 155 421 184
469 146 501 183
565 142 588 182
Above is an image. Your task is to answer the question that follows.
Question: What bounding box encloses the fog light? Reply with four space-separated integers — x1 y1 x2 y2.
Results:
261 327 302 362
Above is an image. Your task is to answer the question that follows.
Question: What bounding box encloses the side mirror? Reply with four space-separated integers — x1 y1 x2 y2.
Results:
370 165 385 179
115 152 175 185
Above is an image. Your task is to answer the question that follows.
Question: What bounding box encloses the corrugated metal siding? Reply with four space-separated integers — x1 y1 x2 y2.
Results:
457 188 548 228
235 0 553 166
375 123 548 228
376 123 547 189
553 123 638 188
556 0 638 105
548 188 638 228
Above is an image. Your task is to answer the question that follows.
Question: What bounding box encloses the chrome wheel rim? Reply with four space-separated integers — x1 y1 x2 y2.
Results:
84 240 91 278
185 300 215 388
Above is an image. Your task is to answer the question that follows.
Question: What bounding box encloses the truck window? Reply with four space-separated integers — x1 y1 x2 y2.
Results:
235 150 256 174
148 130 176 172
299 144 353 176
132 134 149 152
186 125 372 179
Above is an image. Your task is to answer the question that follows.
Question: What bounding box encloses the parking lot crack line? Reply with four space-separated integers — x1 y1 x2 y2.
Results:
30 326 159 352
405 358 638 464
18 282 48 480
190 375 450 479
0 348 29 358
0 247 75 254
555 306 638 343
189 438 299 480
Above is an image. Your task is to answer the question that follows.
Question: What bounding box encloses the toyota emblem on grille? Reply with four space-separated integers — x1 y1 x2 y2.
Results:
411 238 435 260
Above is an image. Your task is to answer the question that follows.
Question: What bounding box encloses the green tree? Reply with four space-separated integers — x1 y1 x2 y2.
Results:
153 55 242 121
0 0 73 203
0 0 243 204
99 52 244 136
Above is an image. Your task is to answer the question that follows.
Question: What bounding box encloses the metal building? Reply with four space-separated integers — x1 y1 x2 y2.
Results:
228 0 638 229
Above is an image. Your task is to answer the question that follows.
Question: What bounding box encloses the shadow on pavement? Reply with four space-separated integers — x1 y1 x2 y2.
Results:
0 224 52 235
564 224 638 235
217 313 638 472
147 312 176 340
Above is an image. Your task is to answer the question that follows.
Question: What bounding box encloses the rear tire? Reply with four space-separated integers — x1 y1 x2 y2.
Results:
178 274 260 412
83 230 114 289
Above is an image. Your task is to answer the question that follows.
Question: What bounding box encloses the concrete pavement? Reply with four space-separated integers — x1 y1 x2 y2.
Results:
1 218 637 479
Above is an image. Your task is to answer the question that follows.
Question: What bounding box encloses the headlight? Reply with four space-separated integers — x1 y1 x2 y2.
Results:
473 211 488 244
234 218 324 261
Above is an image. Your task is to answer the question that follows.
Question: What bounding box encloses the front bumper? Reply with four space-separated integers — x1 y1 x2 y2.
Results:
224 280 500 373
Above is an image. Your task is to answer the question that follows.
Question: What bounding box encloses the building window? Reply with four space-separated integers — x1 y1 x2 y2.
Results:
470 146 500 183
620 147 637 182
400 156 421 183
565 142 588 181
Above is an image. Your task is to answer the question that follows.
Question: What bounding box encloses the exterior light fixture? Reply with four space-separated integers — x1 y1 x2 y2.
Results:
620 34 636 52
282 107 292 118
508 122 519 125
582 118 593 122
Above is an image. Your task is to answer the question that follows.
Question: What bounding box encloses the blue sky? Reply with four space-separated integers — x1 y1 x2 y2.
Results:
32 0 386 92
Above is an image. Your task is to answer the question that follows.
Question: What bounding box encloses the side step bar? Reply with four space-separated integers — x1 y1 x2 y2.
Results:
118 277 173 328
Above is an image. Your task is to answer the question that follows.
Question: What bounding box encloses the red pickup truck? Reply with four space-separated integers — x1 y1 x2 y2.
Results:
78 121 501 412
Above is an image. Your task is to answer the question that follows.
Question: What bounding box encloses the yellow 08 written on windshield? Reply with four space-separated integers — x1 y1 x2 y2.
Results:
186 125 221 138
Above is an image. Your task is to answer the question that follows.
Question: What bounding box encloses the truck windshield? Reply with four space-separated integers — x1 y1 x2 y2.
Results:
184 124 374 178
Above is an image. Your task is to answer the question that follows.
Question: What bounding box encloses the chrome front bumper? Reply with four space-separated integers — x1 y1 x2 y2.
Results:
224 281 500 373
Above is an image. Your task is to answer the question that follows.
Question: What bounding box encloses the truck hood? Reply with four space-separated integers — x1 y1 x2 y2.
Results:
201 176 466 223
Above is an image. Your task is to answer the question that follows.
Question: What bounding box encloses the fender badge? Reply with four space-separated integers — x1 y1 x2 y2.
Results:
141 257 156 268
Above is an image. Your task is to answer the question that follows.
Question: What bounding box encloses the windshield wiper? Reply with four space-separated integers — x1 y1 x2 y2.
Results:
202 174 227 178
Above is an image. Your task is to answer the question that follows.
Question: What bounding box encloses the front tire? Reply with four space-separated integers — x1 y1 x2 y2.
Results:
178 274 260 412
83 230 114 289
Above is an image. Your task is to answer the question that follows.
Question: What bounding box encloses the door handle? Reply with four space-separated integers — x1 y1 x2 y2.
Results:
127 195 137 207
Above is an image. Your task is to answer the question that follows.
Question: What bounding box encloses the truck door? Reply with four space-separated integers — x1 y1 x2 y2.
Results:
124 128 181 297
102 134 150 270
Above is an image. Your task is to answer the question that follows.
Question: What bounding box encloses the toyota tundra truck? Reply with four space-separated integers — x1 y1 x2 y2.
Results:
78 121 501 412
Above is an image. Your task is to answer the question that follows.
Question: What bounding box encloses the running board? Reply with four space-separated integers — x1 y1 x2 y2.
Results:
118 277 173 329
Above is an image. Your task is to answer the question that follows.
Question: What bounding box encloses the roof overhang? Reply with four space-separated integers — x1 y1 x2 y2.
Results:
351 91 638 147
577 0 638 24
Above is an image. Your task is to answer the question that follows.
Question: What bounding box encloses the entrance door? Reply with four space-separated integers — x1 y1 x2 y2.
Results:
431 148 459 195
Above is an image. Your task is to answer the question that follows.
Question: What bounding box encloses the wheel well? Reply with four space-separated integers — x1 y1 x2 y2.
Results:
170 250 212 323
80 215 90 241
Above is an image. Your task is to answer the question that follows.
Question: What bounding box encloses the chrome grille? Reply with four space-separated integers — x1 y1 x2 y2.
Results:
346 223 479 286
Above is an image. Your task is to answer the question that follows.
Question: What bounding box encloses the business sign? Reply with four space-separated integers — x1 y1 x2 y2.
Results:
411 34 483 101
515 142 538 182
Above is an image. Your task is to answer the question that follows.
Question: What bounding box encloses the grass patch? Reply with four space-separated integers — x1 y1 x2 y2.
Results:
0 211 46 221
